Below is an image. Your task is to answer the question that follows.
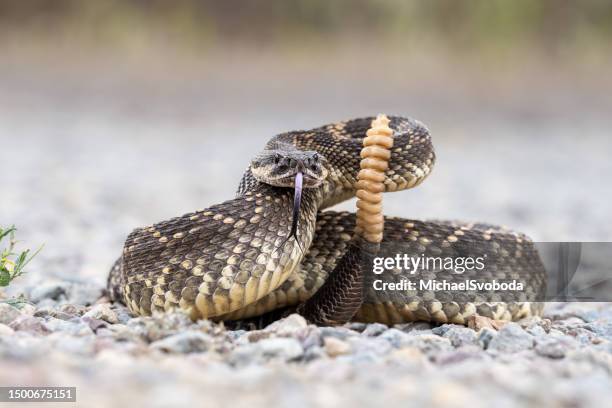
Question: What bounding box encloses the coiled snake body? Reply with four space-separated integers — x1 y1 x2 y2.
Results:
108 116 546 325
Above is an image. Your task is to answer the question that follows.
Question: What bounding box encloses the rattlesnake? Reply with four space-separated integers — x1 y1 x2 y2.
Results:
108 116 546 325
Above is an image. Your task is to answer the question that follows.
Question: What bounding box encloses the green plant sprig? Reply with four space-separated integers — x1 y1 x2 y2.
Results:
0 225 43 287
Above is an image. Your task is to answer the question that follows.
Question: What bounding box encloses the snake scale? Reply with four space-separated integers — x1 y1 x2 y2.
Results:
108 116 546 325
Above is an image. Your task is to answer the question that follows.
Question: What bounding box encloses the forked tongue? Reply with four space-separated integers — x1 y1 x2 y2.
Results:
289 171 303 251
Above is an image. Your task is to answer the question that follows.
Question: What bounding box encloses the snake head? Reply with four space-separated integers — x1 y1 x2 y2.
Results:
251 149 328 188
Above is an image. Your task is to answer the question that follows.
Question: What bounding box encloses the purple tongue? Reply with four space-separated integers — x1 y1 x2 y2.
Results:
289 172 303 249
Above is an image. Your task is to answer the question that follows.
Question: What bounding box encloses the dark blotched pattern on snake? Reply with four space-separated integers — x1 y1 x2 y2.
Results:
108 116 546 325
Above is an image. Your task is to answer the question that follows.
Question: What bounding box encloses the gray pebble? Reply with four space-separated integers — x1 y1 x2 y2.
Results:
477 327 497 349
67 283 104 306
230 337 304 365
378 328 411 348
320 326 359 341
300 326 322 350
0 323 14 335
303 345 327 361
264 313 307 336
323 337 351 357
83 304 119 324
432 324 455 336
347 336 392 359
443 327 478 348
112 306 134 324
0 303 21 325
256 337 304 360
585 321 612 341
44 317 92 336
362 323 388 337
48 332 96 356
400 334 454 355
151 331 214 354
527 324 548 337
9 316 49 335
488 322 534 353
0 334 49 361
535 335 578 359
59 304 87 316
345 322 367 332
29 282 67 303
434 345 488 365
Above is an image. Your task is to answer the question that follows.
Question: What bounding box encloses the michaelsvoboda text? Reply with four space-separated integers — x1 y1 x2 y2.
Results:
371 254 525 292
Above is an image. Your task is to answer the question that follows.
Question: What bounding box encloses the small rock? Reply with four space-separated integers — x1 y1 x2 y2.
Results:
82 317 108 332
388 346 429 368
225 329 246 341
0 333 49 361
401 334 453 355
535 336 577 359
300 326 322 350
44 317 92 336
545 304 601 323
59 304 87 316
478 328 497 349
585 322 612 341
0 323 14 335
67 283 104 306
443 327 478 347
33 307 53 318
379 328 411 348
362 323 388 337
229 337 304 365
434 345 487 365
347 336 392 359
151 331 214 353
264 314 307 336
303 346 326 361
127 313 195 342
113 306 133 324
18 303 36 316
323 337 351 357
488 322 534 353
432 324 455 336
107 324 139 342
246 330 272 343
345 322 367 332
256 337 304 361
84 304 119 324
320 326 359 341
0 303 21 325
9 316 49 335
48 332 96 356
33 307 75 320
29 282 68 303
567 349 612 374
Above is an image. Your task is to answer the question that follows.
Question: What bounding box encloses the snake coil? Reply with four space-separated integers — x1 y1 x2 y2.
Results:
109 115 546 325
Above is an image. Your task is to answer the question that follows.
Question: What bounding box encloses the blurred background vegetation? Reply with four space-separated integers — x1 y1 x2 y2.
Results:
1 0 611 63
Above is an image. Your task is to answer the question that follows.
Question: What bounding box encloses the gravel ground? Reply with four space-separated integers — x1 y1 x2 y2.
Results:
0 293 611 408
1 65 611 406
